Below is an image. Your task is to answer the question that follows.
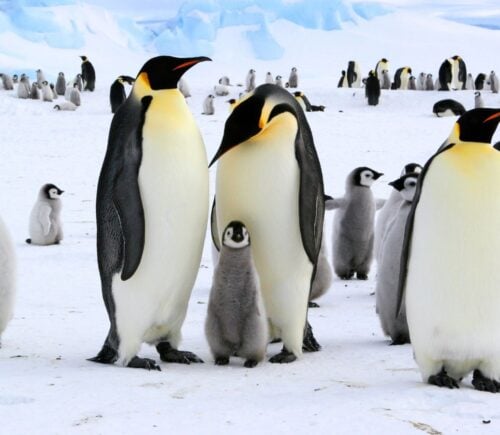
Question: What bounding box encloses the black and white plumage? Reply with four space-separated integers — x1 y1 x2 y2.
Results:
0 216 16 347
26 184 64 246
391 67 412 90
475 73 486 91
337 70 348 88
293 91 325 112
80 55 96 91
432 99 466 117
365 71 381 106
375 58 389 87
205 221 268 368
347 61 361 87
109 75 135 114
288 67 298 88
438 55 467 91
275 75 283 87
54 102 77 111
69 83 81 106
55 72 66 96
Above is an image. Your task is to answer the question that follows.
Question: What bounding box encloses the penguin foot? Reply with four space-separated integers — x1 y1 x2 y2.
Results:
127 356 161 371
338 271 354 280
472 370 500 393
428 368 459 389
390 335 410 345
269 348 297 364
356 273 368 280
87 344 118 364
308 301 320 308
303 321 321 352
156 342 204 364
244 359 258 368
215 356 229 366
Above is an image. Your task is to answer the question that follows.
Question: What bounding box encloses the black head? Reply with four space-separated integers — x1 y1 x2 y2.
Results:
80 56 87 61
380 58 388 63
222 221 250 249
43 183 64 199
493 141 500 151
455 108 500 143
403 162 422 175
227 98 236 104
136 56 211 91
352 167 383 187
388 173 418 191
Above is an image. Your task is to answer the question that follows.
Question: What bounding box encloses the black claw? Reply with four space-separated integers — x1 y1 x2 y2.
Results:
303 321 321 352
244 359 258 368
357 273 368 280
390 335 410 345
428 368 459 389
156 342 204 364
339 273 354 280
127 356 161 371
215 356 229 366
88 344 118 364
308 301 320 308
472 370 500 393
269 347 297 364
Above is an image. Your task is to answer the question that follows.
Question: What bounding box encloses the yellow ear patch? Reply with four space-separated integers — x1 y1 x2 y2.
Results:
132 72 152 98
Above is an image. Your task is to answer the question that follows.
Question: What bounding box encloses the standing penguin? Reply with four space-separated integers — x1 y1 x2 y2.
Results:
381 70 391 90
26 184 64 246
246 69 256 92
439 55 467 91
465 73 475 90
308 236 332 307
12 74 18 84
275 75 283 87
29 82 40 100
265 72 274 84
474 91 484 109
202 94 215 115
205 221 268 367
408 76 417 90
0 73 14 90
0 216 16 347
490 71 499 94
347 61 361 88
417 72 426 90
375 58 389 87
90 55 211 370
73 73 83 92
80 55 96 91
110 75 135 113
210 84 325 363
398 108 500 392
365 71 381 106
50 83 58 100
331 167 383 280
375 172 419 345
17 76 30 99
425 74 434 91
41 81 53 102
392 67 412 90
337 70 348 88
475 73 486 91
55 72 66 96
69 83 81 107
288 67 298 88
36 69 46 88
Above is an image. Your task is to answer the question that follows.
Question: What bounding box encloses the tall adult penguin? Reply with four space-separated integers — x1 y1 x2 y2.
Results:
347 61 361 87
80 55 96 91
109 75 135 114
438 55 466 91
365 70 380 106
391 67 412 90
398 108 500 392
210 84 325 363
90 55 211 370
375 58 389 87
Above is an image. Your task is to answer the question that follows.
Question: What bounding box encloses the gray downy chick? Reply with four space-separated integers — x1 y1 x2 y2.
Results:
55 72 66 96
202 94 215 115
308 235 332 306
69 83 81 106
246 69 256 92
474 91 484 109
425 74 434 90
288 67 298 88
41 81 53 102
0 73 14 90
0 215 16 347
17 75 30 99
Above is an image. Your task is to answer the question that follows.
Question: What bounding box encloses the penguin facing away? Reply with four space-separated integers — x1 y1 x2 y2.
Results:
475 73 486 91
80 55 96 91
375 172 419 345
365 70 381 106
69 83 81 106
398 108 500 392
210 83 325 363
17 76 30 99
90 55 211 370
26 184 64 246
109 76 135 113
0 73 14 90
331 167 383 280
205 221 268 368
0 216 16 347
55 72 66 96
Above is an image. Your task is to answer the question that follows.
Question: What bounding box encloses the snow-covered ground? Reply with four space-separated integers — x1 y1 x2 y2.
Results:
1 3 500 434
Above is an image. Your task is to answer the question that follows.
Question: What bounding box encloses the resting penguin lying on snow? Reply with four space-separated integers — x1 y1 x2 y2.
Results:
432 99 466 117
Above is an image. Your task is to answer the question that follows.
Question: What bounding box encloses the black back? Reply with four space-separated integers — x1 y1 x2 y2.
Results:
366 72 380 106
110 79 126 114
81 59 96 91
347 61 357 87
433 99 466 116
475 73 486 90
438 59 451 91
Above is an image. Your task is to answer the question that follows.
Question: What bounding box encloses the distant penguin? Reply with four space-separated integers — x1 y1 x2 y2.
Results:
69 83 81 106
375 58 389 86
425 73 434 91
308 236 332 307
417 72 426 90
398 108 500 392
392 67 412 90
439 55 467 91
475 73 486 91
226 98 237 112
12 74 18 84
474 91 484 109
80 55 96 91
55 72 66 96
50 83 58 100
26 183 64 246
202 94 215 115
205 221 268 368
288 67 298 88
275 75 283 87
214 84 229 96
375 172 418 345
54 102 77 111
29 82 40 100
17 76 29 99
41 81 53 102
219 76 230 86
489 71 499 94
432 99 466 117
331 167 383 280
36 69 46 88
246 69 256 92
465 73 475 90
0 216 16 347
408 76 417 90
72 74 83 92
110 76 126 113
265 72 274 84
293 91 325 112
0 73 14 90
347 61 361 87
365 70 381 106
178 77 191 98
337 70 348 88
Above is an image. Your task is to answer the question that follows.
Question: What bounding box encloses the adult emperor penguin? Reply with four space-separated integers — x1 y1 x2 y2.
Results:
438 55 466 91
109 75 135 114
347 61 361 88
90 55 211 370
209 83 325 363
80 55 96 91
337 70 348 88
375 58 389 87
0 216 16 347
398 108 500 391
432 99 466 117
391 67 412 90
365 71 380 106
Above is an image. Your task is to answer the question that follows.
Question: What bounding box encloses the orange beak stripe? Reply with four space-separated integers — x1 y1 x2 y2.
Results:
173 59 200 71
483 112 500 123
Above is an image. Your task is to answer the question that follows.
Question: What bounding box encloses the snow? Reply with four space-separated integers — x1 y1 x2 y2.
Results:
1 2 500 434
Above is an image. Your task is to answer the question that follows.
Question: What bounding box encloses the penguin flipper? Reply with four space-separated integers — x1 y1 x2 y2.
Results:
210 196 221 252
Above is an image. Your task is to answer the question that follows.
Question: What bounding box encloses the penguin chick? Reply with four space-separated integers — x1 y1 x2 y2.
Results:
12 74 18 84
219 76 230 86
69 83 81 106
55 72 66 95
178 77 191 98
50 83 58 100
202 94 215 115
17 76 30 99
381 70 391 90
36 69 46 88
0 73 14 90
214 84 229 96
332 167 383 280
246 69 256 92
408 76 417 90
275 75 283 87
465 73 475 90
489 71 499 94
205 221 268 368
375 173 419 345
0 216 16 347
288 67 298 88
71 73 83 92
41 81 53 102
29 82 40 100
425 73 434 91
475 91 484 109
26 184 64 245
308 236 332 307
337 70 348 88
265 72 274 84
54 102 77 111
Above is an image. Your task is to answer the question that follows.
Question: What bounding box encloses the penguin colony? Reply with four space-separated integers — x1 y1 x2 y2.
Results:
1 53 500 397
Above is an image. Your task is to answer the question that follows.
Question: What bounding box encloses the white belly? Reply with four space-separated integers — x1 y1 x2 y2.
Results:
112 90 208 357
406 144 500 365
215 115 312 354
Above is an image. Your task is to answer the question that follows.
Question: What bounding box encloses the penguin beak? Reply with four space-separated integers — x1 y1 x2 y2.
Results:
484 112 500 124
173 56 211 72
373 172 384 180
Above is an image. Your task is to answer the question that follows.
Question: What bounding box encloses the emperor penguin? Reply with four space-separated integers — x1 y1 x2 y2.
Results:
375 58 389 87
374 163 422 263
50 83 58 100
381 70 391 90
214 84 229 96
80 55 96 91
408 76 417 90
489 71 499 94
71 73 83 92
331 167 383 280
69 83 81 106
337 70 348 88
474 91 484 109
417 72 426 90
205 221 268 367
209 83 325 363
365 70 380 106
41 81 53 102
29 82 40 100
0 216 16 347
219 76 230 86
293 92 325 112
178 77 191 98
391 67 412 90
12 74 18 84
265 72 274 84
398 108 500 392
55 72 66 96
26 184 64 246
465 73 475 90
246 69 256 92
17 76 29 99
475 73 486 91
109 75 135 114
226 98 237 112
425 74 434 91
288 67 298 88
0 73 14 90
438 56 466 90
202 94 215 115
347 61 361 87
36 69 46 88
54 102 77 111
275 75 283 87
375 172 419 345
308 235 332 307
90 55 211 370
433 99 466 117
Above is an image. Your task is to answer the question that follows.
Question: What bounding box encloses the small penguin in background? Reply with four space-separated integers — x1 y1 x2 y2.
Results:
0 73 14 90
433 99 466 117
308 236 332 308
417 72 426 90
425 73 434 90
246 69 256 92
380 70 391 90
205 221 268 368
408 76 417 90
0 215 16 348
375 58 389 87
41 81 53 102
288 67 298 88
293 91 325 112
55 72 66 96
219 76 230 86
265 72 274 84
12 74 18 84
391 67 412 90
365 70 380 106
80 55 96 91
36 69 45 88
54 102 77 111
202 94 215 115
330 167 383 280
214 84 229 96
489 71 499 94
465 73 475 90
275 75 283 87
475 73 486 91
69 83 81 106
109 75 134 113
29 82 40 100
438 55 467 91
17 76 30 99
226 98 237 112
26 183 64 246
73 73 83 92
178 77 191 98
347 61 361 87
474 91 484 109
337 70 348 88
375 172 419 345
50 83 58 100
399 108 500 392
